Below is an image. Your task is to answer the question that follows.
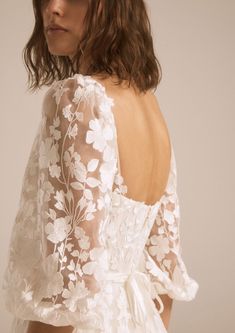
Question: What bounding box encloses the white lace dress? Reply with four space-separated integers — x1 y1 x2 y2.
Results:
2 74 199 333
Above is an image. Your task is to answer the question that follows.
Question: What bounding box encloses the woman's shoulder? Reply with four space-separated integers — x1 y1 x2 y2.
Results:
42 73 114 119
50 74 108 99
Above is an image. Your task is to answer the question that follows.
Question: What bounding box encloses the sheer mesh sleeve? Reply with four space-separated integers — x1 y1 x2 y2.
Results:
143 147 199 302
3 75 117 328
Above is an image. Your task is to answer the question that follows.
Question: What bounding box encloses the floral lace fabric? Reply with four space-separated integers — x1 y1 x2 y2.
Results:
2 74 199 333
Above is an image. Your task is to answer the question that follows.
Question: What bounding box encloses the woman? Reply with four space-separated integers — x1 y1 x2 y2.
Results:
2 1 199 332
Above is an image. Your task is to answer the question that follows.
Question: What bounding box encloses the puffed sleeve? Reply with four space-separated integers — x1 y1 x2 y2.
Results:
143 146 199 306
4 75 117 328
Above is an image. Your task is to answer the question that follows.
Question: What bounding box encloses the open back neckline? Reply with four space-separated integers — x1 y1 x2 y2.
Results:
90 75 173 209
112 144 173 210
61 73 173 210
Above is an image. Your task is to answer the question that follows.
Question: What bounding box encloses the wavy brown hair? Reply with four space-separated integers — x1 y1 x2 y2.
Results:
23 0 162 93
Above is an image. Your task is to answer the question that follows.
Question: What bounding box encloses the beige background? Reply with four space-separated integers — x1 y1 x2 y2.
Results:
0 0 234 332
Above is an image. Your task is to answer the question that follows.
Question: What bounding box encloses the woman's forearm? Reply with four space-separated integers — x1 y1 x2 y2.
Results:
154 294 173 331
26 321 74 333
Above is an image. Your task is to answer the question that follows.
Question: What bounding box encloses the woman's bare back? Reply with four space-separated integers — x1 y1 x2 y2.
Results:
93 75 172 206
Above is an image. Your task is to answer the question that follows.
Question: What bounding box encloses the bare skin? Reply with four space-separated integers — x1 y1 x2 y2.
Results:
27 322 74 333
26 1 173 332
93 75 172 205
155 295 174 331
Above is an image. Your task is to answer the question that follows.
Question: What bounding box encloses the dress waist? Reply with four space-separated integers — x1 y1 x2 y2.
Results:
104 270 164 326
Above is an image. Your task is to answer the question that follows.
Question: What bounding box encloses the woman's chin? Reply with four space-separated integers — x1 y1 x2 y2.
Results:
47 46 74 57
